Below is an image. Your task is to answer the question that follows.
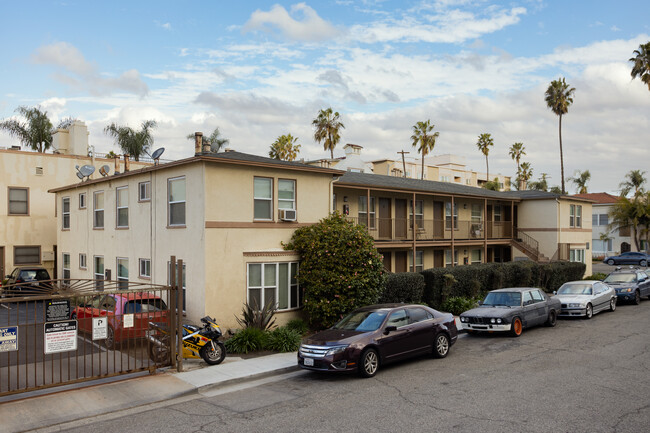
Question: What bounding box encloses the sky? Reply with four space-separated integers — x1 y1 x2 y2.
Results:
1 0 649 194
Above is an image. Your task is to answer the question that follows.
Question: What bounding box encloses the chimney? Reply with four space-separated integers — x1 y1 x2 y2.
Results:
203 141 211 153
123 154 130 172
114 155 120 174
194 132 203 155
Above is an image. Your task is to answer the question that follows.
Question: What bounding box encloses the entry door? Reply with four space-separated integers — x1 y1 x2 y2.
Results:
395 199 407 238
395 251 407 272
433 249 444 268
433 202 444 238
382 252 392 272
0 246 4 279
379 198 392 239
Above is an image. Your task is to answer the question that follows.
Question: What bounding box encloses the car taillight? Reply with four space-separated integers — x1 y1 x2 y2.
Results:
16 278 24 283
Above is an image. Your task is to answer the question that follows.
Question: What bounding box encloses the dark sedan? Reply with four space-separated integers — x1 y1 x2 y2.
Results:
459 288 561 337
604 252 650 267
298 304 458 378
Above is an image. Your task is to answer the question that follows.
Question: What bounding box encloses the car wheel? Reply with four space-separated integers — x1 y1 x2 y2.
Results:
510 317 523 337
609 298 616 312
105 326 115 350
433 334 450 359
607 259 615 265
641 260 648 267
545 310 557 327
358 348 379 378
634 291 641 305
585 304 593 319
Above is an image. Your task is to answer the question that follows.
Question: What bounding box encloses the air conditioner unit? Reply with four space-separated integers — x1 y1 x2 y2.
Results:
279 209 297 221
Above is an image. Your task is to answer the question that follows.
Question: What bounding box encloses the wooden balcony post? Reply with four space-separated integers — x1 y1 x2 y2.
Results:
412 192 416 272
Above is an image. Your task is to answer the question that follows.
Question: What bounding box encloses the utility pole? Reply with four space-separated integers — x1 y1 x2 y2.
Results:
397 150 409 178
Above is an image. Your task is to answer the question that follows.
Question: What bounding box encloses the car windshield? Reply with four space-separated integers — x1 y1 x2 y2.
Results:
482 291 521 307
557 284 593 295
124 299 167 313
332 311 388 332
603 274 636 283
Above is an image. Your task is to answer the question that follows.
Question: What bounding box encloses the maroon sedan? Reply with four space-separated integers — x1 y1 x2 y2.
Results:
298 303 458 378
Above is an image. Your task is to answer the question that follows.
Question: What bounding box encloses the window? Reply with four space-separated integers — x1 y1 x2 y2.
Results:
254 177 273 220
523 291 533 304
62 253 70 286
116 186 129 228
358 196 376 229
599 214 608 226
445 249 458 267
408 307 433 323
8 187 28 215
168 261 187 311
168 177 186 226
79 193 86 209
445 202 458 230
531 290 544 302
592 214 598 226
570 205 582 228
471 204 482 223
117 258 128 289
93 191 104 229
440 175 451 182
247 262 300 311
139 258 151 278
410 200 423 228
94 256 104 290
387 309 408 328
569 249 585 263
278 179 296 211
576 205 582 227
409 251 424 272
333 193 337 212
14 246 40 265
471 249 482 264
79 253 87 269
139 181 151 201
62 197 70 229
494 205 502 222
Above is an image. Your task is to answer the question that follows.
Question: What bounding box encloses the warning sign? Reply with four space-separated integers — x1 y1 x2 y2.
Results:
0 327 18 353
46 300 70 322
44 320 77 354
92 317 108 340
123 314 134 328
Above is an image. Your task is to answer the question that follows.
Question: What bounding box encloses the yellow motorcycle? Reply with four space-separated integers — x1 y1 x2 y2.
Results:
148 316 226 365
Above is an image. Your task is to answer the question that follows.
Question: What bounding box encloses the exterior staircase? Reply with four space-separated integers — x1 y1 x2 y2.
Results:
511 230 551 263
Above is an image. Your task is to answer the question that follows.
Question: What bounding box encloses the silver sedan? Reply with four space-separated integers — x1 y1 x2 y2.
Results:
554 280 616 319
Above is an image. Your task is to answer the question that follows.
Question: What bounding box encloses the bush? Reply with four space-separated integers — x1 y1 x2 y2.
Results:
286 318 309 336
235 299 277 331
284 213 384 329
224 327 267 354
265 327 302 352
584 272 607 281
379 273 425 303
441 296 480 316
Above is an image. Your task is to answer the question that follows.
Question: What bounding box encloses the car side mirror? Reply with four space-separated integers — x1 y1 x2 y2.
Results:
384 325 397 334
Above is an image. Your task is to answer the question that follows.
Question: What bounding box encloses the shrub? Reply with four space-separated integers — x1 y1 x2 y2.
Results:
265 326 302 352
235 299 277 331
379 273 425 303
284 212 384 329
441 296 480 316
286 318 309 336
224 327 267 354
584 272 607 281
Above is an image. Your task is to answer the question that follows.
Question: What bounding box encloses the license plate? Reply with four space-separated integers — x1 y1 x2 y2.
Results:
304 357 314 366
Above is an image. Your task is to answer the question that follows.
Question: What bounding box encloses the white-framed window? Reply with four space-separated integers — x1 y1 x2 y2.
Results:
444 249 458 267
570 205 582 228
359 196 376 229
494 205 502 222
168 261 187 311
410 200 423 228
139 181 151 202
116 186 129 228
79 192 86 209
409 251 424 272
471 204 482 223
94 256 104 290
8 187 29 215
62 253 70 285
62 197 70 229
278 179 296 210
440 175 451 182
168 177 186 226
247 262 300 311
117 257 128 290
93 191 104 229
445 202 458 230
569 249 585 263
471 249 482 264
14 246 40 265
254 177 273 220
79 253 87 269
599 214 608 226
139 258 151 278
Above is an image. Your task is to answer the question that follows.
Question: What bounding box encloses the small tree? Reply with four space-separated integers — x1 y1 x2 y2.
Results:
284 213 384 328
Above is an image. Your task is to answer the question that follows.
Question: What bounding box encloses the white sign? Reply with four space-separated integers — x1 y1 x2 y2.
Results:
0 327 18 353
123 313 134 328
92 317 108 340
44 320 77 354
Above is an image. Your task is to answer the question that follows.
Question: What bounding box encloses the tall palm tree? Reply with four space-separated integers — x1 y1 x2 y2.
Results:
476 133 494 183
545 77 575 195
519 162 533 190
569 170 591 194
104 120 157 161
0 106 54 152
619 169 646 197
269 134 301 161
312 108 344 159
410 120 439 180
609 195 648 252
509 142 526 189
629 41 650 91
186 127 229 153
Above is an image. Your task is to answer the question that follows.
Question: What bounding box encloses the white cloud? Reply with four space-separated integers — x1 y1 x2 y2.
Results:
243 3 340 41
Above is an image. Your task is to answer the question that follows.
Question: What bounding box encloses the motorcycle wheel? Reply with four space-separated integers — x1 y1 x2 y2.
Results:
149 340 170 364
200 341 226 365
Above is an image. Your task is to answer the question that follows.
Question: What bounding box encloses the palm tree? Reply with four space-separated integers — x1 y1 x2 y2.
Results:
312 108 344 159
0 106 54 152
545 77 575 194
629 41 650 91
569 170 591 194
519 162 533 190
619 169 646 197
528 173 549 191
269 134 301 161
509 142 526 189
609 195 648 252
104 120 157 161
476 133 494 183
186 127 229 153
410 120 439 180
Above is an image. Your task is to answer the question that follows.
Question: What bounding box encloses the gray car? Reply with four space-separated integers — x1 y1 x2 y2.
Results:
554 280 617 318
459 288 561 337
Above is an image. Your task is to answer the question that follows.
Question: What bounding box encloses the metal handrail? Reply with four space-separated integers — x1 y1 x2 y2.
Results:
515 229 539 256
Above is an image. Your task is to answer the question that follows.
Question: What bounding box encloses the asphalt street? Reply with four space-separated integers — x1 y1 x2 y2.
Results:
51 299 650 433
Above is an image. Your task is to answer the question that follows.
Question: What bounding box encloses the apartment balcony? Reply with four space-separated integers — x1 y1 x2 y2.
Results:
346 217 513 242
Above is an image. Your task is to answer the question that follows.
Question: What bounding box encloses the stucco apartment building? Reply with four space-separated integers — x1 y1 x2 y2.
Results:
0 121 150 280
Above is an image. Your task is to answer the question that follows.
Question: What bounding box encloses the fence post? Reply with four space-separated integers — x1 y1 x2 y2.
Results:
176 259 184 373
169 256 177 370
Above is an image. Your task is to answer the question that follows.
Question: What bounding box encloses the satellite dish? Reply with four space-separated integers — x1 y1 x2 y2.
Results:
75 164 95 181
99 165 111 177
76 172 84 180
151 147 165 165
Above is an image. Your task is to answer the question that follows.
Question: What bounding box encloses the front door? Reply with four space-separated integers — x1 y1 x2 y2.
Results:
382 251 392 272
0 246 4 280
433 249 444 268
379 198 392 239
395 251 407 272
395 199 407 238
433 201 444 238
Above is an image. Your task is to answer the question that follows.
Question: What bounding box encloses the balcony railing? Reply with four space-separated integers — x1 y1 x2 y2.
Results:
345 217 512 241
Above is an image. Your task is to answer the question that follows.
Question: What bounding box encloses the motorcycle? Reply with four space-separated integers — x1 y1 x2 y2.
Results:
148 316 226 365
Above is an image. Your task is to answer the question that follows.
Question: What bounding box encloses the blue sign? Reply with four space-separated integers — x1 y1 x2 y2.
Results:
0 326 18 353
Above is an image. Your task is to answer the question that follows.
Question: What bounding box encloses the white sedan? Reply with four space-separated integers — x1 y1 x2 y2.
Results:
554 280 616 319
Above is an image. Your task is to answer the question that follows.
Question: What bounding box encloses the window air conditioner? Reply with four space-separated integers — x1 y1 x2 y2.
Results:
279 209 297 221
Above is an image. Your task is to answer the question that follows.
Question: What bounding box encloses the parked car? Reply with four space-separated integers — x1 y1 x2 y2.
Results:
459 288 561 337
602 267 650 305
554 280 616 318
2 267 53 296
71 293 168 349
604 252 650 267
298 303 458 378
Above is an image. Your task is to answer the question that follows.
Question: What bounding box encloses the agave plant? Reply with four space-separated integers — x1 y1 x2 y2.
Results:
235 299 277 331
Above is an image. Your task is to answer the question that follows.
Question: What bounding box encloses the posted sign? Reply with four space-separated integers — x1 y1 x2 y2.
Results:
44 320 77 354
0 327 18 353
92 317 108 340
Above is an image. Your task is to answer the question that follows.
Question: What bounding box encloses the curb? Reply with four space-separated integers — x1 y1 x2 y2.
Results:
194 364 300 393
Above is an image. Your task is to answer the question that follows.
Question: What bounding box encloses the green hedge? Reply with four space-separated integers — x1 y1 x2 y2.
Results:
421 261 586 309
379 272 425 304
